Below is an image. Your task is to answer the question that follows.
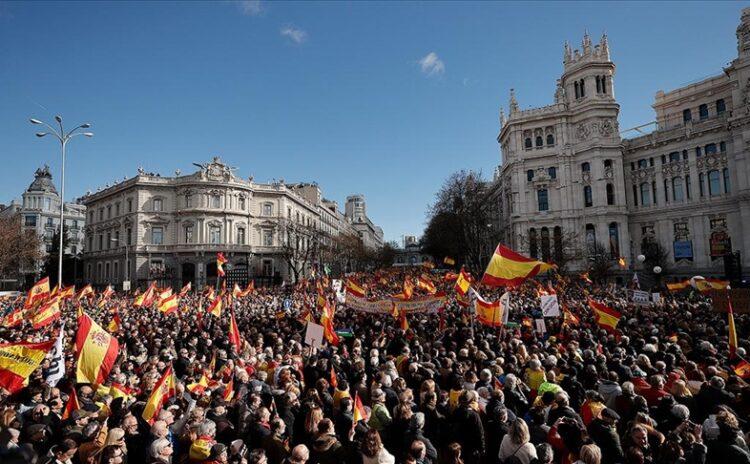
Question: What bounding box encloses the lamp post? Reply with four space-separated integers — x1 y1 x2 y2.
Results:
30 116 93 287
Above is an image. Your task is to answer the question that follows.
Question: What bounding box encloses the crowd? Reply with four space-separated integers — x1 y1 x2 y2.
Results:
0 266 749 464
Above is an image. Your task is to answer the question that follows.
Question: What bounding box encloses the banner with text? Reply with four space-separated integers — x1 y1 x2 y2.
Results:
346 293 446 315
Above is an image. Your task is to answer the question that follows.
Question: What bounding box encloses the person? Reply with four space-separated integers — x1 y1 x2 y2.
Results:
575 444 602 464
360 430 394 464
450 390 485 464
283 444 309 464
149 438 174 464
262 418 290 464
445 442 464 464
498 419 537 464
42 439 78 464
587 408 624 464
403 413 437 464
309 419 344 464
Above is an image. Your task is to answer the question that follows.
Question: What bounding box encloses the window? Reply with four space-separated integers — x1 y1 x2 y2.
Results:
650 158 654 167
669 152 680 163
263 203 273 216
538 189 549 211
238 196 246 210
705 143 717 155
527 170 534 182
263 230 273 247
46 217 53 227
664 179 669 203
153 198 163 212
682 150 688 160
661 155 666 165
529 229 538 258
579 79 585 97
637 159 648 169
716 99 726 114
126 228 132 245
540 228 551 262
699 104 708 120
606 183 615 205
672 177 684 202
685 175 691 199
105 262 110 280
581 162 590 172
608 222 619 258
652 181 658 205
585 224 596 250
708 170 721 196
553 227 563 262
237 227 246 245
720 141 726 152
98 234 103 250
185 225 193 243
584 186 593 207
525 138 532 149
209 226 221 244
640 182 651 206
113 262 119 282
127 198 133 212
152 227 164 245
631 162 636 171
596 76 602 93
88 237 93 252
99 209 104 221
211 195 221 208
107 205 112 218
604 159 612 169
723 168 730 193
683 109 692 123
535 136 543 147
548 167 557 179
574 81 580 99
632 184 638 206
25 215 36 227
695 147 702 157
185 195 192 208
44 197 51 211
115 203 120 216
601 76 607 94
546 134 555 146
699 173 705 197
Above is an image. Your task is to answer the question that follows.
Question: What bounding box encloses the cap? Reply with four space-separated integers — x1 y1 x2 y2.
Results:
601 408 620 421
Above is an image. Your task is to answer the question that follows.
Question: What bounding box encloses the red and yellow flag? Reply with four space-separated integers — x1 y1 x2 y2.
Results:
107 309 121 333
228 307 242 352
240 280 254 297
345 279 365 298
97 285 115 308
217 252 228 277
3 307 26 328
61 388 80 420
456 292 471 308
475 294 503 328
157 294 179 315
443 256 456 266
399 308 409 331
0 339 55 393
330 366 338 389
142 365 176 424
77 284 94 302
667 280 690 292
588 299 621 334
179 282 192 297
403 278 414 300
232 283 242 299
188 374 210 394
32 296 61 329
563 307 580 326
734 359 750 379
454 268 472 296
157 287 173 305
75 313 120 385
134 282 157 308
481 245 555 287
24 277 50 309
223 378 234 402
207 295 223 317
321 302 339 346
59 285 76 300
416 275 437 295
696 278 730 293
352 392 366 424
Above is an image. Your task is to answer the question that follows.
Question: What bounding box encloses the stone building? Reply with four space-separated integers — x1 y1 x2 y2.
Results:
495 8 750 278
345 194 385 250
0 166 86 285
80 157 382 289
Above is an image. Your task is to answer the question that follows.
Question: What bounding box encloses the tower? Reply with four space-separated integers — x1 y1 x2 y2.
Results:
561 32 615 103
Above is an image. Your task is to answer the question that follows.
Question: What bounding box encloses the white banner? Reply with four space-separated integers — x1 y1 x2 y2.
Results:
304 322 325 349
534 318 547 334
332 279 342 292
540 294 560 318
45 323 65 387
500 292 510 324
629 289 651 305
652 292 661 304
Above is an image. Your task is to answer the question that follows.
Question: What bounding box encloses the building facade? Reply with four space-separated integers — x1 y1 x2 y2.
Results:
81 157 383 289
496 8 750 278
0 166 86 284
345 194 385 249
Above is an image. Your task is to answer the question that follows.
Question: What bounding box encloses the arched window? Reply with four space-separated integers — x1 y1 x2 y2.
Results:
640 182 651 206
606 183 615 205
716 99 726 114
535 136 544 147
546 134 555 146
632 184 638 206
601 75 607 94
637 159 648 169
685 174 691 199
553 226 563 262
695 146 702 157
529 229 538 259
237 227 246 245
699 173 705 197
541 228 551 262
652 181 658 205
153 198 163 212
584 185 593 207
682 149 688 160
663 179 669 203
537 189 549 211
211 194 221 208
683 109 692 123
596 76 601 93
720 141 726 152
603 159 612 169
525 138 532 149
705 143 717 155
669 151 680 163
708 170 721 196
548 167 557 179
579 79 585 97
699 104 708 120
574 81 580 99
672 177 684 202
209 225 221 244
608 222 619 258
585 224 596 251
581 162 590 172
527 170 534 182
723 168 730 193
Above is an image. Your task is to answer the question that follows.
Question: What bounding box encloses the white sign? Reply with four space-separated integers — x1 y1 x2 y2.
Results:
332 279 342 292
540 294 560 317
122 280 131 291
304 322 325 349
534 318 547 334
500 292 510 324
45 323 65 387
652 292 661 304
630 289 651 305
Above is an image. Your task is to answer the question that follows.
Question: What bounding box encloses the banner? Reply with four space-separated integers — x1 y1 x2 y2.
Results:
628 289 651 305
540 294 560 318
651 293 661 304
534 319 547 334
45 323 65 387
346 293 446 315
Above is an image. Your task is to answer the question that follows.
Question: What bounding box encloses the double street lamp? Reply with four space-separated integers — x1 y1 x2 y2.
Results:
30 116 93 287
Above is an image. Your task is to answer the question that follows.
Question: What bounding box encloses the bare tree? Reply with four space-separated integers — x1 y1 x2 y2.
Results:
585 241 613 283
516 230 583 273
278 219 324 283
0 214 41 282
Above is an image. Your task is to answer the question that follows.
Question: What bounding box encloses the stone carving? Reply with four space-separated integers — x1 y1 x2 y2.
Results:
575 123 591 141
193 156 237 182
598 119 615 136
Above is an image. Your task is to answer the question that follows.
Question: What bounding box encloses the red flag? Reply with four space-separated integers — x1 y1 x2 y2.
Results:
217 252 228 277
588 299 621 334
228 307 242 352
330 366 338 389
62 388 80 420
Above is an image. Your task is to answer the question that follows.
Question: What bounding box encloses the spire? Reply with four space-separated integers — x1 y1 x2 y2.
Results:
563 41 572 63
509 88 519 115
600 32 609 60
554 79 565 104
582 29 592 55
499 106 506 126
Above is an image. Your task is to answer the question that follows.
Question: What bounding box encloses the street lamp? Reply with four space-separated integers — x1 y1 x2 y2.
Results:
30 116 93 287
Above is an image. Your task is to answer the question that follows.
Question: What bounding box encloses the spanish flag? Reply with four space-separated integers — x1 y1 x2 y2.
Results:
223 378 234 402
345 279 365 298
443 256 456 266
734 359 750 379
31 296 61 329
134 282 156 307
59 285 76 300
667 280 690 292
0 339 55 393
416 275 437 294
617 257 627 268
107 310 121 333
61 387 80 420
204 285 216 302
207 295 223 317
157 294 179 315
24 277 50 309
142 364 176 424
402 278 414 300
728 289 738 359
188 374 210 394
75 313 119 385
563 307 580 326
456 292 471 308
352 392 366 425
179 282 191 297
588 299 621 334
330 366 338 389
321 302 339 346
228 307 242 352
696 278 730 293
217 252 228 277
77 284 94 302
240 281 254 297
97 285 115 308
232 283 242 299
157 288 173 306
482 245 555 287
399 308 410 331
475 294 503 328
2 307 25 328
454 268 472 296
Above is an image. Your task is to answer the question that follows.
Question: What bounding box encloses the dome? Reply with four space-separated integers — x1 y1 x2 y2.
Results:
27 165 58 195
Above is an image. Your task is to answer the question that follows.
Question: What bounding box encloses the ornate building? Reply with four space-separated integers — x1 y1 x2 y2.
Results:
80 157 382 289
496 8 750 278
0 166 86 284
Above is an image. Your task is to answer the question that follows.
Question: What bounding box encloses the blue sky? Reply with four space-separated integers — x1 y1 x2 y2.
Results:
0 1 742 243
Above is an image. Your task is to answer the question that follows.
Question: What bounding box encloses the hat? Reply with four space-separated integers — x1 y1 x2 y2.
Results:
601 408 620 421
71 409 93 421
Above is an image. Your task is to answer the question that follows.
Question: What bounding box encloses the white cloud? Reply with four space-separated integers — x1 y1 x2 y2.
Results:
237 0 263 16
280 25 308 44
418 52 445 77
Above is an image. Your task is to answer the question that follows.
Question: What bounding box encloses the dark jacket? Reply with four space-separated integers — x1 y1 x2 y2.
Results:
588 418 624 464
403 428 438 464
310 433 345 464
449 406 485 464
